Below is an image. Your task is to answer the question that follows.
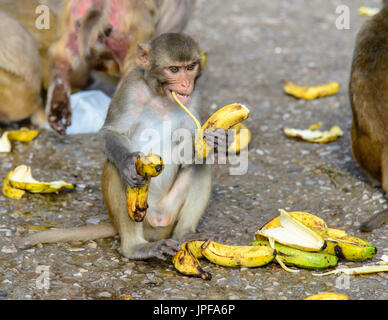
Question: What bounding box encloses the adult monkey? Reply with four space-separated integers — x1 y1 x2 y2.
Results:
18 33 230 261
349 0 388 231
46 0 196 135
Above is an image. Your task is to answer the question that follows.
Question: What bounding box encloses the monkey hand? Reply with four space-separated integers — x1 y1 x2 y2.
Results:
47 79 72 135
119 152 148 188
203 128 235 154
150 239 181 261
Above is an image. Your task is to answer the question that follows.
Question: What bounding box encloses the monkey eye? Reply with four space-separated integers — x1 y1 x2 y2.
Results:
169 66 179 73
186 63 197 71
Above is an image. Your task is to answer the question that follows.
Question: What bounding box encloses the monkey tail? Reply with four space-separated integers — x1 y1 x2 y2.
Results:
359 209 388 232
16 222 117 249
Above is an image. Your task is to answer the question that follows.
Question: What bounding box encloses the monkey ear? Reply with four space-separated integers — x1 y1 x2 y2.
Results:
136 43 151 69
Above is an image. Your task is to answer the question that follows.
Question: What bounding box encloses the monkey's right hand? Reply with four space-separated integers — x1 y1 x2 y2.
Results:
150 239 181 261
47 79 72 135
119 152 147 188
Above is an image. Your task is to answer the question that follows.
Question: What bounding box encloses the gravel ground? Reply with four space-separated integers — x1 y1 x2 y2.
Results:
0 0 387 300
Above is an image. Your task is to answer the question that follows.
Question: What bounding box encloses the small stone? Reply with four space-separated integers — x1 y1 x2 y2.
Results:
1 245 17 253
98 292 112 298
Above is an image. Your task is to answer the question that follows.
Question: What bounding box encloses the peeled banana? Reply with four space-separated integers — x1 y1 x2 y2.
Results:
228 123 252 154
171 91 250 159
305 292 350 300
5 165 74 195
283 80 340 100
172 242 211 280
126 154 164 222
201 240 275 268
252 240 338 269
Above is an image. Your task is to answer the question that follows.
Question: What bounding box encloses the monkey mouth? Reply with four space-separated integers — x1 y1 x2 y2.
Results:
170 90 191 105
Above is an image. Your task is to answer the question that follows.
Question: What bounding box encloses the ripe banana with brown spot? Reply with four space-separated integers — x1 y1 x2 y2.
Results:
126 154 164 222
172 241 211 280
201 240 275 268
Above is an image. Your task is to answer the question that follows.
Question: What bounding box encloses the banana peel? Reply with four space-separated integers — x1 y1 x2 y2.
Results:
0 128 39 153
228 123 251 154
257 210 377 262
252 239 338 270
171 91 250 159
283 81 340 100
358 7 379 17
200 50 207 70
256 209 326 252
305 292 350 300
284 125 343 144
3 165 74 197
126 154 164 222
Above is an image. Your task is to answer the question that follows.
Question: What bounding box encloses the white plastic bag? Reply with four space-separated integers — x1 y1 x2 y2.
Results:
66 90 111 135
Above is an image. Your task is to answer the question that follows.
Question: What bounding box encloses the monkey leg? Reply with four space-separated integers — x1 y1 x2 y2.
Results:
351 123 382 185
102 160 180 260
171 164 212 241
16 222 116 249
0 68 43 124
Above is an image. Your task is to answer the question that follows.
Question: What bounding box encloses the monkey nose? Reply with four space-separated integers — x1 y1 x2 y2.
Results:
155 165 163 172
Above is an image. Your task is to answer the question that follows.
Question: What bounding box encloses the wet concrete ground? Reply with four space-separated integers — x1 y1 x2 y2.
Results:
0 0 387 300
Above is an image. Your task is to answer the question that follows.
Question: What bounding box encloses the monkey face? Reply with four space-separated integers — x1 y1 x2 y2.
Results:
162 61 200 105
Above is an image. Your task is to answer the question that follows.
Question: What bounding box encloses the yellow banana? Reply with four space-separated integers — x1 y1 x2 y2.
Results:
304 292 350 300
7 165 74 194
172 91 250 159
126 154 164 222
201 240 275 268
283 80 340 100
172 242 211 280
228 123 251 154
0 128 39 153
323 228 376 261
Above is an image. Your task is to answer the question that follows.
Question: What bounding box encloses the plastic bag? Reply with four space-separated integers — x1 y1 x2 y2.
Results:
65 90 111 135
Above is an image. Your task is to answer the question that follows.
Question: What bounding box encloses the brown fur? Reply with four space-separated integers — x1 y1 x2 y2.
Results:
0 10 45 126
349 1 388 231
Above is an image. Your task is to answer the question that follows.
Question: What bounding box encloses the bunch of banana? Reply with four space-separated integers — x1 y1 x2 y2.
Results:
256 209 376 263
252 240 338 270
283 80 340 100
2 165 74 199
0 128 39 153
171 91 250 159
126 154 164 222
172 240 276 279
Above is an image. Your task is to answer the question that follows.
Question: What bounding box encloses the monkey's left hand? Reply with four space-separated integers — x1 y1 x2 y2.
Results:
203 128 235 153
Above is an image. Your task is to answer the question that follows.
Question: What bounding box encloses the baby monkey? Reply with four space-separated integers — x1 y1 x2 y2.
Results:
18 33 231 260
349 0 388 231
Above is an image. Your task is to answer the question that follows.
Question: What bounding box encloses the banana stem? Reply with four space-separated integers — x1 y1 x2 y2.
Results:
172 91 202 130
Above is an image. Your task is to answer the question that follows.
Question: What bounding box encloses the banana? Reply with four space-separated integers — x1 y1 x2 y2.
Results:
0 128 39 153
2 169 25 199
283 80 340 100
126 154 164 222
228 123 251 154
7 165 74 194
323 228 376 261
257 210 377 261
252 240 338 270
171 91 250 159
256 209 327 252
185 240 205 259
304 292 350 300
172 242 211 280
201 240 275 268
